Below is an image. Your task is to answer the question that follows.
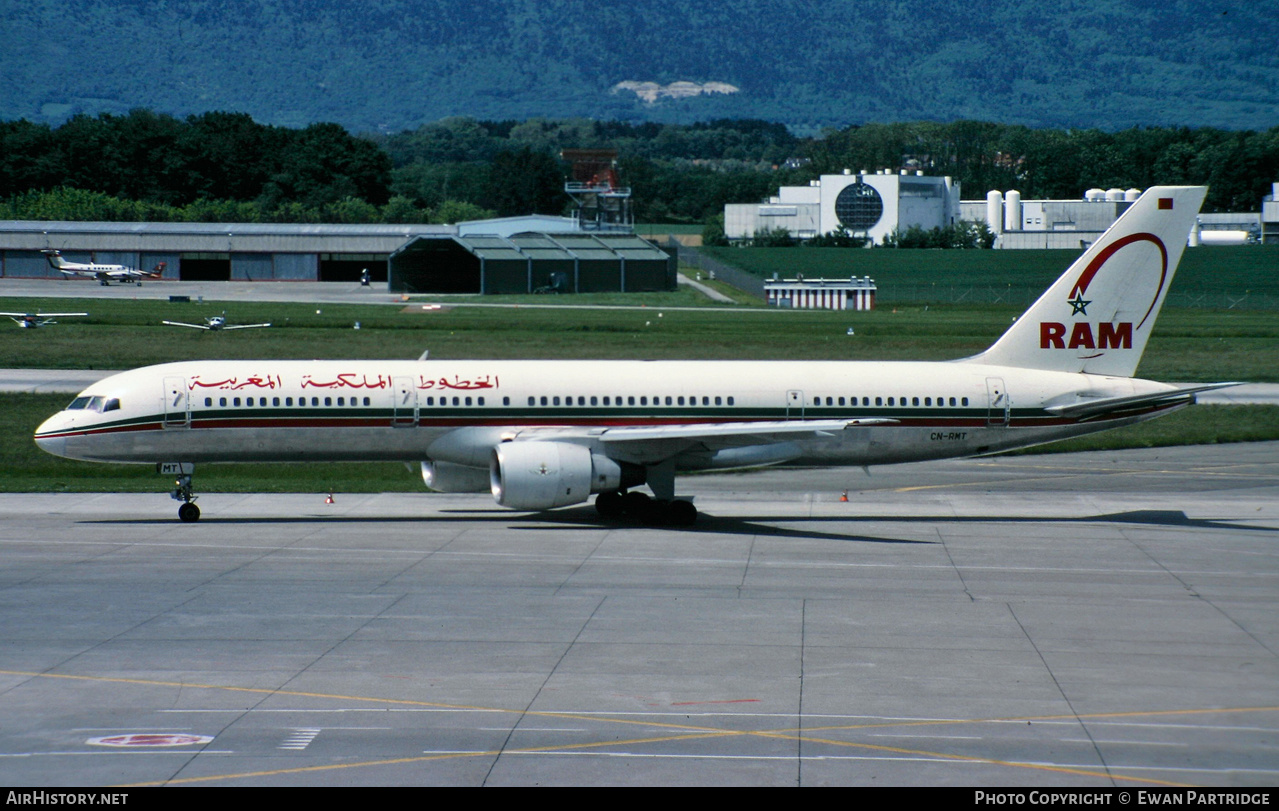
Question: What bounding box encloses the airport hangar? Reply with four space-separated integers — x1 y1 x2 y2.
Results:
0 215 677 294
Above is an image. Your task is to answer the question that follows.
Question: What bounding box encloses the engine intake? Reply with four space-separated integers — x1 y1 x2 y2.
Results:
490 441 637 510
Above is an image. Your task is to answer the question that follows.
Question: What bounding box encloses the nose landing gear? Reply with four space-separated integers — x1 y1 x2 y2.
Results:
159 463 200 522
173 473 200 522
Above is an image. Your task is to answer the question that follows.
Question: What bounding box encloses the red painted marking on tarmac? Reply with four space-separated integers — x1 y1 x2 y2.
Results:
88 733 213 747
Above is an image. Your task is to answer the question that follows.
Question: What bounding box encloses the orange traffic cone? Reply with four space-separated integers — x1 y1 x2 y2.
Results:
839 490 848 502
325 493 334 504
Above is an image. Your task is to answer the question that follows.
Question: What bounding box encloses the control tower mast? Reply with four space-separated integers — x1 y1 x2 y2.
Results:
561 149 632 232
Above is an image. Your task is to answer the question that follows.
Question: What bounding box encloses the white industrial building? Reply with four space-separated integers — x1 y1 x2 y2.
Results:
764 276 876 310
725 170 961 245
963 186 1272 249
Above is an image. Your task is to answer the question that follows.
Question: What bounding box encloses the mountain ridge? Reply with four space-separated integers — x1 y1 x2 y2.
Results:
5 0 1277 132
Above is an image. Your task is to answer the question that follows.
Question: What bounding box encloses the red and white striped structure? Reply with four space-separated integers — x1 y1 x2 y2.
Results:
764 277 876 310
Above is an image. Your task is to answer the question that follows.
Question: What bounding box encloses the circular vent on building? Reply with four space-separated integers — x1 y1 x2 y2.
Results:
834 182 884 231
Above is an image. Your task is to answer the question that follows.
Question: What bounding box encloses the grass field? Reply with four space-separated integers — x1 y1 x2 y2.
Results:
702 244 1279 308
2 294 1275 381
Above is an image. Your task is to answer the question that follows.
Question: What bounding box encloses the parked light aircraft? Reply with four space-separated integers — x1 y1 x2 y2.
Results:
35 187 1234 524
2 311 88 328
43 250 166 285
162 314 271 331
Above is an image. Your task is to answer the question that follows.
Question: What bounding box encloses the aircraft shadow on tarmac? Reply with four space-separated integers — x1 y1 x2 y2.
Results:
85 508 1271 545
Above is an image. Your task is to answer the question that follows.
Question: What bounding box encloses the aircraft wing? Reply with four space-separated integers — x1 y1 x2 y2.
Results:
1045 382 1240 421
508 418 898 463
1 312 87 318
162 320 212 330
220 323 272 330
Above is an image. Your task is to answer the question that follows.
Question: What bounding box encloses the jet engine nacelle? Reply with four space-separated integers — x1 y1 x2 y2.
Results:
490 441 627 510
421 460 491 493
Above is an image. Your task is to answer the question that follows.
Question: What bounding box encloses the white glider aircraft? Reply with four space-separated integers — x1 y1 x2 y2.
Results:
35 187 1233 524
43 250 166 285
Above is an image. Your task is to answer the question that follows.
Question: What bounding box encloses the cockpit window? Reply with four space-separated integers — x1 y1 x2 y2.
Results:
103 398 121 413
87 396 105 412
67 396 92 410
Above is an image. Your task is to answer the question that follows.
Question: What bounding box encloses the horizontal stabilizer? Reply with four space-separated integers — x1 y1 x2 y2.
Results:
1045 382 1240 421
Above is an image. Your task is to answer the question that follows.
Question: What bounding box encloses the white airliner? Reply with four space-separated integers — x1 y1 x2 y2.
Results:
35 186 1234 524
162 314 271 331
43 250 166 285
2 311 88 328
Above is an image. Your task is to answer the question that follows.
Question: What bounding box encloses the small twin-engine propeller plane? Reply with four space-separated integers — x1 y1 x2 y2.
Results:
43 250 166 286
162 314 271 331
2 311 88 328
35 187 1235 524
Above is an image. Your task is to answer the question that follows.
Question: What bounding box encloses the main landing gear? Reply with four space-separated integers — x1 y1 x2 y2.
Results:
595 490 698 526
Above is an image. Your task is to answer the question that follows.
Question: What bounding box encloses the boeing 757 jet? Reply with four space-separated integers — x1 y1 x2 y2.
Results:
35 187 1233 524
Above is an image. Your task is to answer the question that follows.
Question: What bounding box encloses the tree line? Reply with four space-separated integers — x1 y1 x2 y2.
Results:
2 111 1276 225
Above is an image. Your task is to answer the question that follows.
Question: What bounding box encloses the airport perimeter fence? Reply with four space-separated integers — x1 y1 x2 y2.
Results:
878 286 1279 310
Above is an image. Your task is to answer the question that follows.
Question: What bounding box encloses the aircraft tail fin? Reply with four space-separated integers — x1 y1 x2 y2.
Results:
148 262 167 278
42 250 67 269
963 186 1205 377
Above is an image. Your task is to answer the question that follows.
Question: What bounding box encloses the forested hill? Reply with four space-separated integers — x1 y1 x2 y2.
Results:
6 0 1277 133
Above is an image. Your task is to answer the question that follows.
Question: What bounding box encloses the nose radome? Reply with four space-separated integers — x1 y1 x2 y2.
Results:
33 415 69 459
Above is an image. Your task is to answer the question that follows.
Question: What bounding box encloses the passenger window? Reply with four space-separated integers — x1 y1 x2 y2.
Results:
311 397 318 406
205 397 212 407
603 396 610 406
363 397 370 406
591 396 598 406
838 397 845 406
541 396 548 406
640 396 647 406
337 397 345 406
677 396 684 406
273 397 280 406
887 397 894 406
245 398 253 407
715 396 722 406
665 396 672 405
962 397 969 406
286 397 293 406
578 396 585 406
324 397 332 407
630 396 636 405
924 397 931 406
478 397 485 406
727 396 734 405
553 396 560 406
949 397 956 406
233 397 241 407
875 397 883 406
465 397 472 406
